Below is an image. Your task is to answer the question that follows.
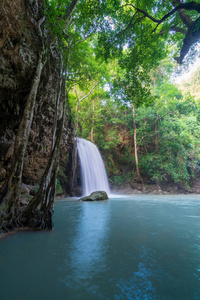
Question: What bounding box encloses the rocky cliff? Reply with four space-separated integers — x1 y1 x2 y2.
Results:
0 0 73 194
0 0 73 233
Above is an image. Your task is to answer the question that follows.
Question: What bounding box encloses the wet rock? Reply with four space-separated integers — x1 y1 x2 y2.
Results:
20 183 30 195
80 191 109 201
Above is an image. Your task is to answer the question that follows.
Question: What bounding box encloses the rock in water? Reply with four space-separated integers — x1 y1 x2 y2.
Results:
80 191 109 201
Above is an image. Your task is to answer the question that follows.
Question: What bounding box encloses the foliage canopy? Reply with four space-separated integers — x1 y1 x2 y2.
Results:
46 0 200 188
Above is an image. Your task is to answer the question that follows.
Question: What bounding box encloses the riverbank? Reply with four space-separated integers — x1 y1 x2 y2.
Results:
111 181 200 195
1 189 199 239
55 182 200 199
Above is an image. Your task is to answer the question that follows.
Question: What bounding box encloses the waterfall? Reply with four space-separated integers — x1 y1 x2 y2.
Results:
76 138 110 196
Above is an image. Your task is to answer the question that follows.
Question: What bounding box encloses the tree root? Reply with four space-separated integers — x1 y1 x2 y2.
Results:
1 224 9 233
0 204 54 237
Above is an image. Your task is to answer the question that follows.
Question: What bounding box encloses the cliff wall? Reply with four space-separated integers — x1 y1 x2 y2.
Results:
0 0 72 196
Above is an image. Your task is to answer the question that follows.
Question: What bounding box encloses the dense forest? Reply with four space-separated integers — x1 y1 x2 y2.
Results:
0 0 200 234
72 63 200 193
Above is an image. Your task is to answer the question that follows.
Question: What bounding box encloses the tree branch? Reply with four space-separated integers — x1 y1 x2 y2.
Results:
115 4 160 23
169 26 187 35
171 0 194 28
113 2 200 64
159 26 187 35
66 0 79 20
120 11 138 33
175 16 200 63
118 2 200 32
177 9 194 28
78 80 102 103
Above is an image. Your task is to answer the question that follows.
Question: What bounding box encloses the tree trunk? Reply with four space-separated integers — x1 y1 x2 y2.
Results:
21 85 67 229
154 112 161 190
154 118 159 155
132 105 144 186
20 56 67 229
90 99 95 142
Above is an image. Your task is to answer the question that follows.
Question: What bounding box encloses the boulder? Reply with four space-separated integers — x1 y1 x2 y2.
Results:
80 191 109 201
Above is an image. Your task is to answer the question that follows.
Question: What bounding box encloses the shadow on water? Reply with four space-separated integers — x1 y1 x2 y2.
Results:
0 195 200 299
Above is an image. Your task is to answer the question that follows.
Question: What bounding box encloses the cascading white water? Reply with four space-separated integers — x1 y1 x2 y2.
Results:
77 138 110 196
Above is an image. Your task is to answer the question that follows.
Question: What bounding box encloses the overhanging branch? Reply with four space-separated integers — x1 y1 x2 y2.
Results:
118 2 200 31
169 26 187 34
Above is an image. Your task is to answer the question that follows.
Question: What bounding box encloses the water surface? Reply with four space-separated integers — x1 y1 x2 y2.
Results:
0 195 200 299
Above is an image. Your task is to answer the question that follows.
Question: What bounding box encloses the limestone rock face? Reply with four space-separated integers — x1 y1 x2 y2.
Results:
0 0 42 136
0 0 73 193
80 191 109 201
